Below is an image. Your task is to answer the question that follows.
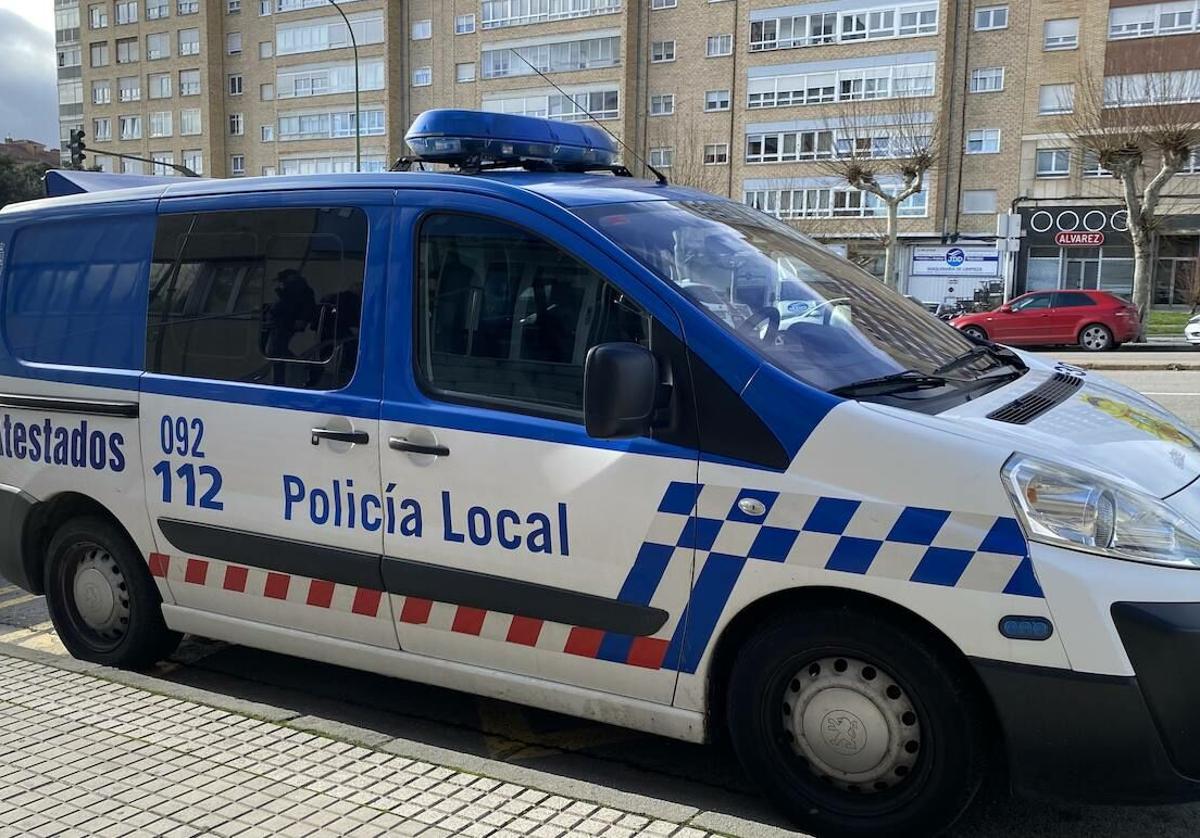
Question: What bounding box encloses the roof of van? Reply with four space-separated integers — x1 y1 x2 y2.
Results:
7 170 717 217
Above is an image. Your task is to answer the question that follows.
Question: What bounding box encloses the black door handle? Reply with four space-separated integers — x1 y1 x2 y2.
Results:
311 428 370 446
389 436 450 457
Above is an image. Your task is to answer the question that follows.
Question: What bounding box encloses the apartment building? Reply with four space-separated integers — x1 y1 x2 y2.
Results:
53 0 1200 304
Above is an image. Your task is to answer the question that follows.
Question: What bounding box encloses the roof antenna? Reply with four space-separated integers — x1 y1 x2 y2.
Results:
507 48 668 186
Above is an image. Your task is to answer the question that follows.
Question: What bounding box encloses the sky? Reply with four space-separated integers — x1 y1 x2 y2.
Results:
0 2 60 148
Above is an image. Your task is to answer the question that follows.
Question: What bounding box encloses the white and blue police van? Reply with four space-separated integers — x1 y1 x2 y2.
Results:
3 110 1200 836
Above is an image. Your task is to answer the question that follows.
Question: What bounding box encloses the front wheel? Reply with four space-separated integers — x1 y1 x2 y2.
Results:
726 608 986 837
1079 323 1114 351
44 516 181 668
960 325 987 342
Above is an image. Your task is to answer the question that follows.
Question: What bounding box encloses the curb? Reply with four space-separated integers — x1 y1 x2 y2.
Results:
1065 362 1200 371
0 640 808 838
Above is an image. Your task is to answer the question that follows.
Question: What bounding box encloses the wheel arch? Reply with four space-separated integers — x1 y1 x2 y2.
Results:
704 585 1002 746
20 491 137 595
1077 321 1114 348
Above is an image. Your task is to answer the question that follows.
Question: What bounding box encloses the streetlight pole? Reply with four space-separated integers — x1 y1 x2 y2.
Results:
327 0 361 173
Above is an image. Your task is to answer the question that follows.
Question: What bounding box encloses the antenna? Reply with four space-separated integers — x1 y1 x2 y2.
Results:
507 49 668 185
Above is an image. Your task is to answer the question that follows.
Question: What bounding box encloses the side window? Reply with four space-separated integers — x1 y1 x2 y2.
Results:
1053 292 1095 308
1012 293 1052 311
146 207 367 390
416 213 650 417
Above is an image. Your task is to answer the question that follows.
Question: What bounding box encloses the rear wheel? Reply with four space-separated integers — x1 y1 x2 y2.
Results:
960 325 987 342
44 516 180 667
726 608 986 837
1078 323 1114 352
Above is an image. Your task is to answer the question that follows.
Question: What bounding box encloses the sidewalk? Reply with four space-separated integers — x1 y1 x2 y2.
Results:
1032 349 1200 370
0 651 763 838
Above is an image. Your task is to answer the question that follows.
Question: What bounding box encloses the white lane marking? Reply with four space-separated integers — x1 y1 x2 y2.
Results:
1141 392 1200 396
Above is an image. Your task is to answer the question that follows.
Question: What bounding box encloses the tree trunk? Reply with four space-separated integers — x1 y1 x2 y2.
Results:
883 201 901 290
1130 225 1153 336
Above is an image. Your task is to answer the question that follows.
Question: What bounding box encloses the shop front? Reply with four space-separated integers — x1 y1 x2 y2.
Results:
905 244 1002 308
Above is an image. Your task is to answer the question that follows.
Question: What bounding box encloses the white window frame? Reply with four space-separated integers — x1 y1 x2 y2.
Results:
651 0 677 7
649 93 675 115
970 66 1005 93
412 19 432 39
651 40 676 62
974 5 1008 31
1035 147 1071 177
412 66 432 87
649 147 673 168
749 1 939 51
1038 83 1075 114
706 34 733 56
1043 18 1079 50
704 143 729 165
1109 2 1200 40
456 62 477 82
704 89 731 111
455 13 476 34
230 154 246 175
965 128 1001 154
261 124 275 142
227 31 243 55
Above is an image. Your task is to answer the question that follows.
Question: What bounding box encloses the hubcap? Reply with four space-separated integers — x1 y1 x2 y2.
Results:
1083 327 1108 350
71 548 130 639
782 656 922 793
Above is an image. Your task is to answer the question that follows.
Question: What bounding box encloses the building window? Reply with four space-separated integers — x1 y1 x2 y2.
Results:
121 158 145 175
482 88 620 122
261 124 274 142
146 32 170 59
229 113 244 136
149 73 171 99
744 185 927 219
180 108 201 135
412 66 432 87
974 5 1008 30
1110 3 1200 40
649 147 673 168
229 74 244 95
455 14 476 33
651 40 675 62
118 75 141 102
179 69 200 96
412 19 432 39
276 13 386 55
1035 147 1071 177
179 28 200 56
146 0 168 19
260 41 273 58
116 1 138 25
178 0 199 14
89 5 109 28
228 0 241 13
1044 18 1079 50
261 83 275 101
480 0 623 30
150 110 172 137
970 66 1004 92
704 143 729 164
650 93 675 115
92 80 112 105
748 61 935 109
965 128 1000 153
119 114 142 140
481 35 621 79
456 62 476 82
90 42 110 67
704 89 731 111
116 37 139 64
260 0 271 15
230 154 245 175
750 2 939 51
1082 150 1113 177
152 152 174 175
963 190 997 214
706 34 733 56
652 0 677 7
227 32 242 54
1038 83 1075 114
92 117 112 142
182 149 202 174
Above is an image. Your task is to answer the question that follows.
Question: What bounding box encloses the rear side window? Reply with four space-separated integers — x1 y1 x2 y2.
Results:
146 207 367 390
4 216 154 369
415 213 649 417
1053 292 1096 308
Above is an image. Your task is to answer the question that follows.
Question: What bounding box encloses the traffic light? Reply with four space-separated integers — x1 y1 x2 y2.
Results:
68 129 87 169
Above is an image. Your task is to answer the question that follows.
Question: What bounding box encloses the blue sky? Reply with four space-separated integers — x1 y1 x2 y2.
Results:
1 3 60 148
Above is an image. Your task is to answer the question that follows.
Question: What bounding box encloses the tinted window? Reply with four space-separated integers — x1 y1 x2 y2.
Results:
147 207 367 389
1053 292 1096 308
1012 293 1053 311
5 216 154 369
416 214 649 417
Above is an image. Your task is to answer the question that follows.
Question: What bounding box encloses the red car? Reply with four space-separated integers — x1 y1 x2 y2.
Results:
950 289 1140 351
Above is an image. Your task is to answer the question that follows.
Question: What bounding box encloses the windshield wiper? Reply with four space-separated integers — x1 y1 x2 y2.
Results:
830 370 951 398
934 343 1028 378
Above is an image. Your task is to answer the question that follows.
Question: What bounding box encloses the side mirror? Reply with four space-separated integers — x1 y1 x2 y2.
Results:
999 304 1013 313
584 342 658 439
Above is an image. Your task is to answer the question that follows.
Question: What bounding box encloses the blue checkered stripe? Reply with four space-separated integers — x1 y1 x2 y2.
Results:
649 481 1041 598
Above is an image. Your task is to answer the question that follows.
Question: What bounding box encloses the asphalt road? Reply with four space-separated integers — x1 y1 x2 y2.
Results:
5 368 1200 837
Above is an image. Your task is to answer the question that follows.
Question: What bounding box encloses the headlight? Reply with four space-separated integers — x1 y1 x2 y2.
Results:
1002 455 1200 569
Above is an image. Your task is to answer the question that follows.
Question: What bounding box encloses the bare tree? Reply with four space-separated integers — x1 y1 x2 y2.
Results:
1061 51 1200 325
816 94 941 291
641 112 732 196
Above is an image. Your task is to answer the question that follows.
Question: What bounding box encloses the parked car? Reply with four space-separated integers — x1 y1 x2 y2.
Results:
1186 314 1200 345
950 289 1140 351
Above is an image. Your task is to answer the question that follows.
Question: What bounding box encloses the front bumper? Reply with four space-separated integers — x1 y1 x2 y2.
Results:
976 601 1200 803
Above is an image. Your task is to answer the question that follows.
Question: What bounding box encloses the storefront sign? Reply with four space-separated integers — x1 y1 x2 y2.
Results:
1054 230 1105 247
910 246 1001 277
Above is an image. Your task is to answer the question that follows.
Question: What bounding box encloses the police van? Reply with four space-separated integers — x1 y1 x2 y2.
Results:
3 110 1200 836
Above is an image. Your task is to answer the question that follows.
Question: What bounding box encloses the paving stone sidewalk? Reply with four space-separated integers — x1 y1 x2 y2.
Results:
0 654 719 838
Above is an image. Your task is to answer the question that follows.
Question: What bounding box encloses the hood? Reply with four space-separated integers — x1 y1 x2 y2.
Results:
922 354 1200 498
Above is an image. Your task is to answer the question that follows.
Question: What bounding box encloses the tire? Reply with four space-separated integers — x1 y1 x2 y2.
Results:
1078 323 1114 352
726 607 986 838
43 516 181 668
960 325 987 342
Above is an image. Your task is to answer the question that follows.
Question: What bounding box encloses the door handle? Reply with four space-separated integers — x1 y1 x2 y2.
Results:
389 436 450 457
311 428 370 446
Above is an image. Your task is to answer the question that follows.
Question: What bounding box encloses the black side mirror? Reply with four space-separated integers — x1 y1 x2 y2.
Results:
584 342 658 439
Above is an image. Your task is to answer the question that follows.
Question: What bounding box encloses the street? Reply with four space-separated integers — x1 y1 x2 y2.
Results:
3 364 1200 837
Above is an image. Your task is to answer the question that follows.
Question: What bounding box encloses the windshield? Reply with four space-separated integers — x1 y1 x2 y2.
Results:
575 200 995 393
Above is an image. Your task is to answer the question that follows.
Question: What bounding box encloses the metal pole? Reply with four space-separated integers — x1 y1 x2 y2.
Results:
328 0 361 172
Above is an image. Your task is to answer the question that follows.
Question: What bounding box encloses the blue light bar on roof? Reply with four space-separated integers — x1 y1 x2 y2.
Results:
405 109 618 170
